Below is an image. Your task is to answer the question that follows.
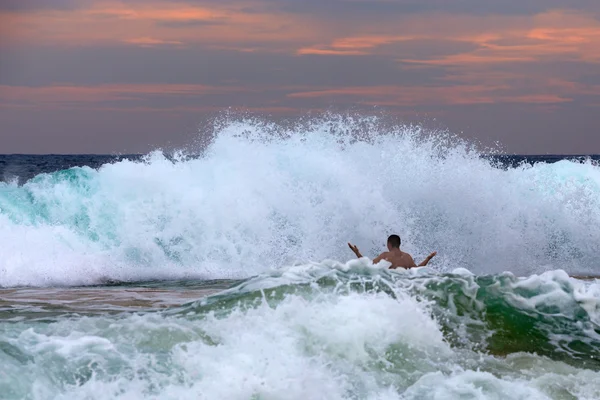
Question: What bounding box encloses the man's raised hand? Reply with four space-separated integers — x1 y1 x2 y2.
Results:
348 243 361 257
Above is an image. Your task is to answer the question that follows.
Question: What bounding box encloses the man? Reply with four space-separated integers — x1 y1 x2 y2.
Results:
348 234 436 269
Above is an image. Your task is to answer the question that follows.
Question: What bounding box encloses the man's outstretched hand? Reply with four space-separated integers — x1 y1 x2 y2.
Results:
418 251 437 267
348 243 362 258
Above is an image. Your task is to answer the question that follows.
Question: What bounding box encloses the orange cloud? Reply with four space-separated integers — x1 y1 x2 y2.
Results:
85 4 222 22
124 37 183 47
297 35 416 56
331 36 415 49
2 2 599 67
0 84 252 106
293 10 600 64
398 11 600 66
3 80 578 111
0 84 323 115
69 105 304 114
296 48 367 56
1 3 599 115
402 53 536 66
287 85 572 106
0 1 323 48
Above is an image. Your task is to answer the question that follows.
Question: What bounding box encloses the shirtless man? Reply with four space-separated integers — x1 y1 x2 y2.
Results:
348 234 436 269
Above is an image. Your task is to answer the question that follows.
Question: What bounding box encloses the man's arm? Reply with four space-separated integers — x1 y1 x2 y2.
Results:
349 243 390 266
404 255 418 269
372 253 388 264
348 243 364 258
417 252 437 267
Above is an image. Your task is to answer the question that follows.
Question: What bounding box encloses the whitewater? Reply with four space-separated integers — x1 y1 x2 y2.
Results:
1 116 600 399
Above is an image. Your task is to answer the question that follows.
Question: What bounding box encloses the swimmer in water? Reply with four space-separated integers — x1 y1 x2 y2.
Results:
348 234 436 269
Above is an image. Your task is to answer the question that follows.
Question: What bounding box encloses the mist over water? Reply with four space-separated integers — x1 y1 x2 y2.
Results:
1 115 600 287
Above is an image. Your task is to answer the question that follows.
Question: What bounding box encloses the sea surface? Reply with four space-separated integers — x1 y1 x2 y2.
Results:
1 117 600 399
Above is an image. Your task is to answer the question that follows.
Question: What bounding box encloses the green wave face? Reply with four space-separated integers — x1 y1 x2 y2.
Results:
0 166 120 248
2 265 600 399
414 271 600 369
179 267 600 371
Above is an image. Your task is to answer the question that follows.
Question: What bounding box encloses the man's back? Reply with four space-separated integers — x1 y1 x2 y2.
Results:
376 249 417 269
348 235 436 269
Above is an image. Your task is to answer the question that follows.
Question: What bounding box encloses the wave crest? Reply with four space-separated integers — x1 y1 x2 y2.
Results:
1 115 600 287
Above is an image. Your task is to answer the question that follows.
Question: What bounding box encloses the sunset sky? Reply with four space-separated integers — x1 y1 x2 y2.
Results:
1 0 599 154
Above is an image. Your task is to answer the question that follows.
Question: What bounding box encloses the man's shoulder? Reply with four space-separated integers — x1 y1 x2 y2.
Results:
375 251 392 261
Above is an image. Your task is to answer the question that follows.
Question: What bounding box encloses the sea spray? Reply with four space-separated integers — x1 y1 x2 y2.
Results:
1 116 600 287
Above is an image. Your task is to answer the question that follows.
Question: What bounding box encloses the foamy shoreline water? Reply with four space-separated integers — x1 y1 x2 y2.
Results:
1 263 600 399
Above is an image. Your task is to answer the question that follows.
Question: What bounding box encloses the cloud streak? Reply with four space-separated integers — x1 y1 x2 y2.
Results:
287 85 573 106
0 84 253 107
124 37 184 47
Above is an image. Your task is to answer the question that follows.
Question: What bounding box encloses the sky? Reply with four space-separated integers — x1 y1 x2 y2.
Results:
1 0 600 154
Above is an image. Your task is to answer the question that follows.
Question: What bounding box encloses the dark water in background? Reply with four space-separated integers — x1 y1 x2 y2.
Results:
0 155 138 184
2 154 599 184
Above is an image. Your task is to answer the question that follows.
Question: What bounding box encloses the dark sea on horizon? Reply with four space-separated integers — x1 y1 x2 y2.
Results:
2 153 599 185
1 119 600 399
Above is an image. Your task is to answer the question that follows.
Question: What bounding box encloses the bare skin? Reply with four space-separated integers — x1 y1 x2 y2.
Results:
348 242 436 269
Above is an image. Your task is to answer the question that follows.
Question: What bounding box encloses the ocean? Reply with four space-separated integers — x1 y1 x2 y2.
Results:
1 117 600 399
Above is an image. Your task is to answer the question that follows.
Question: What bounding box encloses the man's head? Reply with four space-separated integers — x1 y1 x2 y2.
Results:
387 234 401 250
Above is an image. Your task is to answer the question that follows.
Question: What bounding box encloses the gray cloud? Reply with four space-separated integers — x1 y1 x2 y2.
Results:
0 107 202 154
1 0 600 154
0 44 447 87
3 0 600 17
155 19 227 28
438 101 600 154
0 0 91 11
246 0 600 17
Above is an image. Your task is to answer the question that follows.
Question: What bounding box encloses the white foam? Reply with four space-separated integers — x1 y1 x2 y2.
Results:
3 282 600 400
404 369 552 400
1 285 449 399
2 116 600 286
507 270 600 324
